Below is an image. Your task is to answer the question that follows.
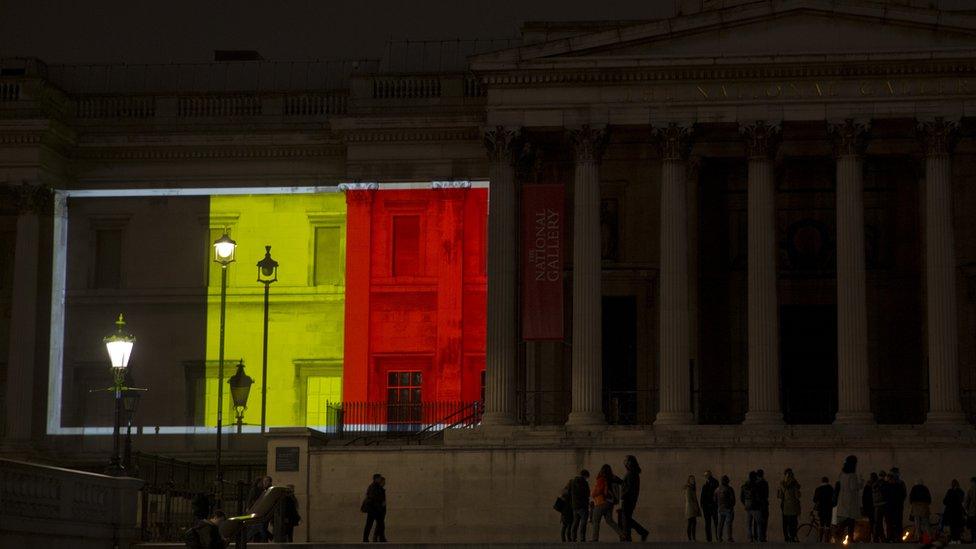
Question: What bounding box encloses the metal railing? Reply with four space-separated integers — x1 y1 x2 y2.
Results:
516 389 571 426
321 400 482 437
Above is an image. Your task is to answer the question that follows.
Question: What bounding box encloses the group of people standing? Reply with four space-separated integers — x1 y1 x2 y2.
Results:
683 468 798 543
555 455 650 542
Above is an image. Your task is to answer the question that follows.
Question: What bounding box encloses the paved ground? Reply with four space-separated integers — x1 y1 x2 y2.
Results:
138 543 934 548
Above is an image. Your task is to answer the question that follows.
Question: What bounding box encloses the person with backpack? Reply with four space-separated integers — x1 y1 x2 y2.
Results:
715 475 736 543
683 475 702 541
620 455 649 542
741 471 758 542
555 480 575 542
591 464 624 541
813 477 834 543
777 468 801 542
700 470 719 542
280 484 302 543
569 469 591 542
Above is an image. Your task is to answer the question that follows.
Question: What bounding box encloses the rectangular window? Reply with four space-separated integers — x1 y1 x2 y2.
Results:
94 228 123 288
392 215 420 276
386 371 422 430
314 226 341 285
305 375 342 428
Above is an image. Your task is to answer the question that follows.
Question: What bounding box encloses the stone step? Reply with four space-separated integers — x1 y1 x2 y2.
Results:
137 543 930 548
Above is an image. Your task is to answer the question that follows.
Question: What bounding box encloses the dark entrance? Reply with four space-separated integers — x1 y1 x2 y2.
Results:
602 296 639 424
779 304 837 424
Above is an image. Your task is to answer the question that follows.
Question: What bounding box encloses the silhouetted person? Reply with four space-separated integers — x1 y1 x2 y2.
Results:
569 469 591 542
591 464 623 541
942 479 966 543
280 484 302 543
741 471 759 542
684 475 701 541
834 455 863 542
184 495 225 549
965 477 976 543
756 469 769 542
620 455 649 542
556 480 574 542
715 475 736 543
813 476 834 543
862 472 876 541
362 474 387 542
908 479 932 542
246 476 273 541
886 467 907 542
777 468 801 542
872 470 888 542
700 470 719 542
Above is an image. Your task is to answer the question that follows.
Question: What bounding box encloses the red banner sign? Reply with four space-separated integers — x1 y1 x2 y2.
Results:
521 184 564 340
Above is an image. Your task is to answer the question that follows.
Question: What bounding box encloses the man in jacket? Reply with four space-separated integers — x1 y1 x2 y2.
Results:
886 468 907 543
756 469 770 542
568 469 591 542
715 475 736 543
362 474 387 543
741 471 758 542
700 470 719 542
813 477 834 542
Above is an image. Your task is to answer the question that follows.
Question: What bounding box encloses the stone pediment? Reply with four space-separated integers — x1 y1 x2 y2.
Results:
471 0 976 70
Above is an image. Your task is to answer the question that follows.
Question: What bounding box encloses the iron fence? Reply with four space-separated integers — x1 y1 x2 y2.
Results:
320 400 482 437
516 390 571 426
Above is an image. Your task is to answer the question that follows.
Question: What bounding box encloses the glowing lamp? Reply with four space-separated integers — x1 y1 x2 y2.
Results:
256 245 278 284
104 314 135 370
213 232 237 265
228 360 254 411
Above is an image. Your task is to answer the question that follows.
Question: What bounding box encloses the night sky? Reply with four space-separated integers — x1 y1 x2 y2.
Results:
0 0 675 64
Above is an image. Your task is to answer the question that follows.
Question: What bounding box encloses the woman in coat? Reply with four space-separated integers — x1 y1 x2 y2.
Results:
684 475 702 541
942 479 966 542
590 464 624 541
835 455 864 542
777 468 801 542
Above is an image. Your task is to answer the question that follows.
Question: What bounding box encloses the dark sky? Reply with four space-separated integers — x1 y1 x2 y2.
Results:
0 0 675 64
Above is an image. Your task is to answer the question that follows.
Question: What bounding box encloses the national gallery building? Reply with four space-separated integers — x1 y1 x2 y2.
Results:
3 0 976 542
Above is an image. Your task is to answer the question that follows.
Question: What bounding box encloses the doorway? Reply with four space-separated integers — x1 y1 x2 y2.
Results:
779 304 837 424
602 296 639 423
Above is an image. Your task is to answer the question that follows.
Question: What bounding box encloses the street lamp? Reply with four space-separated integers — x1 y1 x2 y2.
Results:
101 314 143 476
228 360 254 433
256 245 278 433
212 231 236 503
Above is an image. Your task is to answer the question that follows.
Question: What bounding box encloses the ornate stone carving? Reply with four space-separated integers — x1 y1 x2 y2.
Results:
568 124 609 164
431 180 472 189
7 182 54 215
740 121 781 159
829 119 870 157
918 117 959 156
338 182 378 204
653 123 694 161
483 126 522 165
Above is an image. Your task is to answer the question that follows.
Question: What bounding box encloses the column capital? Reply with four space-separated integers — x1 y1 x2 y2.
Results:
339 182 379 204
483 126 523 166
568 124 609 164
653 122 694 161
5 182 53 215
739 121 781 160
829 119 871 158
917 117 959 157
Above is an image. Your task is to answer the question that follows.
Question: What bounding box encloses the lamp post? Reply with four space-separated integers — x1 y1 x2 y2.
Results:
102 314 139 476
256 245 278 433
228 360 254 433
213 231 237 503
122 387 141 471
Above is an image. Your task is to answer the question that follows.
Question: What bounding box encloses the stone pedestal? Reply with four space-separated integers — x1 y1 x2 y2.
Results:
654 123 695 426
566 125 607 427
831 120 874 425
741 122 784 425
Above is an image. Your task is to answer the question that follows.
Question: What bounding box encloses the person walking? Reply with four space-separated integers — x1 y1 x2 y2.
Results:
964 477 976 543
715 475 736 543
813 477 834 543
756 469 770 542
777 468 801 542
887 467 907 542
556 481 574 542
684 475 702 541
361 474 387 543
569 469 591 542
908 479 932 542
620 455 649 542
942 479 966 543
591 464 624 541
741 471 758 542
872 470 888 542
279 485 301 543
700 470 719 542
834 455 863 543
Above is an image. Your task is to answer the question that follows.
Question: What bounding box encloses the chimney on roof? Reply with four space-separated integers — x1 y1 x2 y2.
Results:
213 50 264 62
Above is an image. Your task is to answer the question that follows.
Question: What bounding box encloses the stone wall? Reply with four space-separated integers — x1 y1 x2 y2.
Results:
268 426 976 543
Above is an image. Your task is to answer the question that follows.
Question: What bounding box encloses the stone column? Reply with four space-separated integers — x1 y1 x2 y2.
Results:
5 183 50 441
482 127 520 426
919 118 966 425
831 119 875 424
741 122 784 425
654 123 695 425
567 125 607 426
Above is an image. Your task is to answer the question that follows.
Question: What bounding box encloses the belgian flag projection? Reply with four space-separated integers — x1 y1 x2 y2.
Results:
61 187 487 431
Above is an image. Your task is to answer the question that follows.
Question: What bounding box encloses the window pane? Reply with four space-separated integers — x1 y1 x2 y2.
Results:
392 215 420 276
388 372 397 386
314 226 341 285
412 372 422 386
94 229 123 289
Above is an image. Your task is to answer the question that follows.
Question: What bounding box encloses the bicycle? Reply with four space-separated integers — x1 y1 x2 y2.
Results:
797 510 851 544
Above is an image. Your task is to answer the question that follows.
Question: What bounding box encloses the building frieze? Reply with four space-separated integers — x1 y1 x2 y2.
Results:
71 145 345 161
344 127 481 144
